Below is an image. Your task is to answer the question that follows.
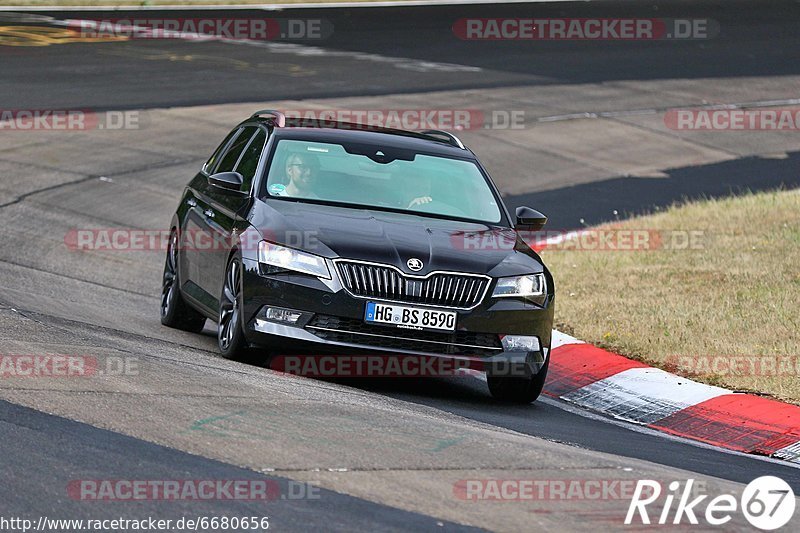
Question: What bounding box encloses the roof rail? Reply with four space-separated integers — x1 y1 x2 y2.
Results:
251 109 286 127
419 129 466 150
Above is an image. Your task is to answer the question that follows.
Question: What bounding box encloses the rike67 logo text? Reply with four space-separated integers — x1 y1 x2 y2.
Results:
626 477 795 530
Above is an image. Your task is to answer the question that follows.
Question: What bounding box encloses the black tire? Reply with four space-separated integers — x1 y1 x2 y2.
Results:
161 230 207 333
487 357 549 404
218 254 249 361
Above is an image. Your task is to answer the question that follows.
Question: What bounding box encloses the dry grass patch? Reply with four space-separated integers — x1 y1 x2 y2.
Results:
545 189 800 403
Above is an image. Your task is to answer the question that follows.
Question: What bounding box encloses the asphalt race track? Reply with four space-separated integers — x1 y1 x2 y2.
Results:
1 1 799 531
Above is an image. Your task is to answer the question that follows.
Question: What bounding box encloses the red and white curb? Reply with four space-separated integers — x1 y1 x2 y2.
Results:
546 331 800 464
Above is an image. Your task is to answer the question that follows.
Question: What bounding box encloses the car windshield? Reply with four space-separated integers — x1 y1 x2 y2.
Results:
264 139 503 224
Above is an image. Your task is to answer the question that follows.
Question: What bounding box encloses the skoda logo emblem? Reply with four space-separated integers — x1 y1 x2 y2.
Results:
406 258 424 272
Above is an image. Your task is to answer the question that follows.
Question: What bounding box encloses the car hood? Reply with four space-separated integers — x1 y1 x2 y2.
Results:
249 199 543 277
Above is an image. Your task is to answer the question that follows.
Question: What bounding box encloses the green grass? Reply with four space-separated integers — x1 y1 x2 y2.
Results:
545 189 800 403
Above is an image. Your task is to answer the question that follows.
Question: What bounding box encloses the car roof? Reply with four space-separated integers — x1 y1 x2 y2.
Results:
242 113 476 159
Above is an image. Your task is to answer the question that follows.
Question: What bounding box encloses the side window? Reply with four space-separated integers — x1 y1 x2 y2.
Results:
204 128 240 174
215 126 258 173
233 128 268 192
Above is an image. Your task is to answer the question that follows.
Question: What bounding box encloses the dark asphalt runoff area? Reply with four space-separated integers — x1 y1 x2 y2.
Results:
2 1 799 110
1 0 799 529
0 399 481 532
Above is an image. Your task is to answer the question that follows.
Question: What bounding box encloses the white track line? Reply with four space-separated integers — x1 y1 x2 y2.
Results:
36 16 482 73
774 441 800 463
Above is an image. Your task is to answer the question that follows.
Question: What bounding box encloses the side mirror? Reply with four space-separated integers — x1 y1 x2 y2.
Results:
208 172 245 195
515 206 547 231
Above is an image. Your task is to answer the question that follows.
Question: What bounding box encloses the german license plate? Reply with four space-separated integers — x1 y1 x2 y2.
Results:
364 301 456 332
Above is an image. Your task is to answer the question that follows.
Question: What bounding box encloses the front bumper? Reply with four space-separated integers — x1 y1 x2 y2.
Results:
240 258 554 377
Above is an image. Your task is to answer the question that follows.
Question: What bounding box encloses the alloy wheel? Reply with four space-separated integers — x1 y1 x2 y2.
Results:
219 259 241 350
161 232 179 318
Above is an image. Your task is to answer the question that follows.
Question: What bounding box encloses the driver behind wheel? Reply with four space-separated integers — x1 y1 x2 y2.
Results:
404 171 435 209
273 151 321 199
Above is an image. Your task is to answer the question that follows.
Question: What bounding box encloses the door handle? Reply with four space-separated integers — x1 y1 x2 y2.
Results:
204 209 215 219
187 198 197 207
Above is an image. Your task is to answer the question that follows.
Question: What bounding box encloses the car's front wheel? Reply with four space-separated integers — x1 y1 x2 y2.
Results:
487 357 549 404
218 255 249 360
161 230 207 333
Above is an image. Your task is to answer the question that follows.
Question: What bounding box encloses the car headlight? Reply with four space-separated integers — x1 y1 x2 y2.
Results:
258 241 330 279
492 273 547 305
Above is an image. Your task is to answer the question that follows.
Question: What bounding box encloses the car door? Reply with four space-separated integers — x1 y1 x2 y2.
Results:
193 125 263 313
207 126 269 308
180 126 242 312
